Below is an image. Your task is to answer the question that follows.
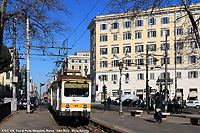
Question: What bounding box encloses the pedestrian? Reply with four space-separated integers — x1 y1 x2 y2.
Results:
107 97 111 108
154 92 163 124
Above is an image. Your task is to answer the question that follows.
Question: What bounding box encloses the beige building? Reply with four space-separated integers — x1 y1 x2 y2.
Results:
65 51 90 77
0 47 20 98
88 4 200 101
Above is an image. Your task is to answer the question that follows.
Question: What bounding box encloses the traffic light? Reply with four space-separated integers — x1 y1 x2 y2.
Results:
103 85 107 93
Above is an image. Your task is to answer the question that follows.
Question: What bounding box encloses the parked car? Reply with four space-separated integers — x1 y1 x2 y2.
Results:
122 99 133 106
19 98 27 109
186 100 200 108
30 97 39 107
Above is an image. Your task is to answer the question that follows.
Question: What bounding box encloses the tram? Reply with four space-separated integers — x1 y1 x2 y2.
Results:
48 74 91 123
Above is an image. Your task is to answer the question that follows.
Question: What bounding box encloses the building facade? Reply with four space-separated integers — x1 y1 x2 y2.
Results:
65 51 90 77
88 4 200 101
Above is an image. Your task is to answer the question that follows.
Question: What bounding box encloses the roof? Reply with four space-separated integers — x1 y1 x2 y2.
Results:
74 51 90 55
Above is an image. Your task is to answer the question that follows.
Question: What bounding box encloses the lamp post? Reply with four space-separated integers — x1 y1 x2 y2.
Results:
40 83 45 111
119 62 123 115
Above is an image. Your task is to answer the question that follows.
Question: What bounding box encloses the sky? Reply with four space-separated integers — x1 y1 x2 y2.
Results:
18 0 111 94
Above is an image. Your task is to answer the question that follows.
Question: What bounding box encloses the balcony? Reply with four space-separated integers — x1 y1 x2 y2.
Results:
156 78 173 85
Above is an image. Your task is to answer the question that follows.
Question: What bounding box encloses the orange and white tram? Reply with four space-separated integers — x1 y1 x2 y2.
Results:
48 75 91 120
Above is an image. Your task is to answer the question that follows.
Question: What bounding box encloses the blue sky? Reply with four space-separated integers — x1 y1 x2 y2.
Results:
18 0 110 94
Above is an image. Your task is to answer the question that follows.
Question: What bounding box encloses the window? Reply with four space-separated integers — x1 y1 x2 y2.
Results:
85 60 87 63
137 73 144 80
72 65 74 70
189 40 198 49
148 29 156 38
124 59 132 66
123 32 131 40
135 45 143 52
148 18 156 26
150 73 155 80
161 17 170 24
188 55 198 64
123 21 131 28
6 72 10 79
161 43 170 51
79 66 81 70
149 44 156 51
135 30 142 39
161 72 170 79
149 57 157 65
99 75 108 81
112 60 119 67
175 27 183 35
123 46 131 54
112 47 119 54
188 71 198 79
113 33 118 41
175 41 184 50
161 28 170 37
100 34 107 42
188 27 194 34
176 56 184 64
72 59 74 63
112 22 119 29
79 60 81 63
100 48 107 55
100 24 107 30
176 14 182 23
161 57 170 65
100 61 108 68
177 72 182 78
135 58 144 65
135 20 143 27
111 74 118 81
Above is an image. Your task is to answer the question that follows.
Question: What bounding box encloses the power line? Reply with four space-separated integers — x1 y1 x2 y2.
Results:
62 0 101 46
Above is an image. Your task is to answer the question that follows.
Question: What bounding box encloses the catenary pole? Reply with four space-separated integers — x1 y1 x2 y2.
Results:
164 33 168 113
12 18 16 99
146 45 149 113
27 18 30 113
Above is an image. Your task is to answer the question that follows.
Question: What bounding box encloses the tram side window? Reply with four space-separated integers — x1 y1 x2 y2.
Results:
64 83 89 97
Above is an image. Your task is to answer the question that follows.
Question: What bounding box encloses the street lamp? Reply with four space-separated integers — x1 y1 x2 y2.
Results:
40 83 45 111
119 62 123 115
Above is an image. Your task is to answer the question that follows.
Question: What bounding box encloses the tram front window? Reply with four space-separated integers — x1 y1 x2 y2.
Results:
64 83 89 97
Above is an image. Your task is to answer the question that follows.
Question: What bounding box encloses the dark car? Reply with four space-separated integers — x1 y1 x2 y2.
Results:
19 98 27 109
122 99 133 106
30 97 39 107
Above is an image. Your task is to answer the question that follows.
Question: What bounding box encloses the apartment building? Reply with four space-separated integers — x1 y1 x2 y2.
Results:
65 51 90 77
0 47 20 98
88 4 200 101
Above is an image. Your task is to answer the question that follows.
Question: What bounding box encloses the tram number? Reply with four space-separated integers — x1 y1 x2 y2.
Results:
74 105 78 107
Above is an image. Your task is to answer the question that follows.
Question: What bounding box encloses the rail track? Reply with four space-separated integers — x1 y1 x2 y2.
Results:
60 123 107 133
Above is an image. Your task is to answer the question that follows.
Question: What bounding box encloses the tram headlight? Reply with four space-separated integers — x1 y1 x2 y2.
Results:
65 103 70 108
83 104 87 109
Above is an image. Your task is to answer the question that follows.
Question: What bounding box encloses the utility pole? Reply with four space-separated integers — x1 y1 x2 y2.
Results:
146 45 149 113
12 18 16 99
174 5 177 101
27 18 30 113
164 33 168 113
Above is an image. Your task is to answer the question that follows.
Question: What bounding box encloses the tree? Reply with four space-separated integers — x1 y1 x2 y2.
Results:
110 0 200 48
0 0 71 55
0 45 12 73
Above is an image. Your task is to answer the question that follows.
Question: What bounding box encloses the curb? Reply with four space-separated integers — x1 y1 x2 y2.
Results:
90 117 133 133
0 114 13 123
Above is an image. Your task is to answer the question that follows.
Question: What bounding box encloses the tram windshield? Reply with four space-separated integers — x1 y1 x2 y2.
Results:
64 82 89 97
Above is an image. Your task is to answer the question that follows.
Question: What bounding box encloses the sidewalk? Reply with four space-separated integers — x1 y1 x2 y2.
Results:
91 109 200 133
0 106 60 132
